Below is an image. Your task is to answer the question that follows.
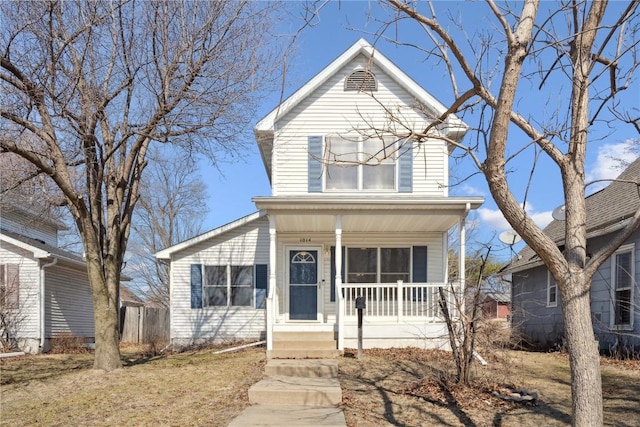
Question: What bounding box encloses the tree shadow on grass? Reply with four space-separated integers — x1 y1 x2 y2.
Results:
491 400 571 426
340 352 584 427
341 358 479 426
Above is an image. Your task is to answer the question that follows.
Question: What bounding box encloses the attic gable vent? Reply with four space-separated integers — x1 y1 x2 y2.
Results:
344 70 377 92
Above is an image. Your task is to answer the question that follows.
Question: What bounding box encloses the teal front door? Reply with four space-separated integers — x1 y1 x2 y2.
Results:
289 249 319 320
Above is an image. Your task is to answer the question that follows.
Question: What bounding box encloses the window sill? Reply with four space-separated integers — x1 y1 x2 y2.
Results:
609 324 634 331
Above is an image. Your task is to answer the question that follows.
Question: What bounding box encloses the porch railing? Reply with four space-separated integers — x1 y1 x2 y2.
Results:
341 281 459 322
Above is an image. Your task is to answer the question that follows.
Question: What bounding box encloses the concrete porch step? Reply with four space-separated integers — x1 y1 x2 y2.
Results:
264 359 338 378
273 331 336 341
248 376 342 406
272 339 338 350
267 348 342 359
228 405 346 427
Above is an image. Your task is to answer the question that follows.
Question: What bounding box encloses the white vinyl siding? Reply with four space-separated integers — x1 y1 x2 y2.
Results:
170 217 270 345
1 210 59 246
271 55 447 197
0 243 41 340
45 264 94 338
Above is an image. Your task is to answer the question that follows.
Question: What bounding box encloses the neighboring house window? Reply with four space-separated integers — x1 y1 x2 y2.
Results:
0 264 20 309
611 245 634 328
346 247 410 283
203 265 253 307
344 70 377 92
547 272 557 307
325 136 396 191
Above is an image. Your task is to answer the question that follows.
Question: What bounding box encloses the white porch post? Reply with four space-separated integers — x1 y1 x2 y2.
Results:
266 215 277 351
335 215 344 351
397 280 403 323
459 203 469 316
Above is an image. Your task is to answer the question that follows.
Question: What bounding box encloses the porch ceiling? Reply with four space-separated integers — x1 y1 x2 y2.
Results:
253 195 484 234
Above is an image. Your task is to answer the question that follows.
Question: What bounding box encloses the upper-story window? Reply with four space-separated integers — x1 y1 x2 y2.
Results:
344 70 377 92
307 135 412 193
325 136 396 191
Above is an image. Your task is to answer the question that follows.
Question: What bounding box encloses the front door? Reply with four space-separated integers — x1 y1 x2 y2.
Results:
289 248 320 320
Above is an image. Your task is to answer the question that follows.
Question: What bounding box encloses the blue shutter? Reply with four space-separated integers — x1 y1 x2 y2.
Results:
190 264 203 309
308 135 323 192
412 246 428 282
330 246 345 302
398 143 413 193
255 264 268 309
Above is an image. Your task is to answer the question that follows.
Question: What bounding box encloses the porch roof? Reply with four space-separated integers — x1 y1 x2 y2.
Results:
252 195 483 233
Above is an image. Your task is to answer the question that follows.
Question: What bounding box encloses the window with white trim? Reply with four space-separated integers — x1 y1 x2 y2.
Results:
204 265 253 307
611 245 634 328
325 136 396 191
346 247 410 283
0 264 19 309
547 272 557 307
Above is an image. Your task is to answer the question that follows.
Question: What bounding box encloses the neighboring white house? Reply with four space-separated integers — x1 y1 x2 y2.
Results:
0 204 95 353
157 39 484 354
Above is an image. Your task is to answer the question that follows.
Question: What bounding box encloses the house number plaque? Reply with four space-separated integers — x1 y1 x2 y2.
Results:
299 237 312 243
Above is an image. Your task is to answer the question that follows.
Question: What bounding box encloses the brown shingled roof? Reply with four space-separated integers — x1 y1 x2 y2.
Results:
505 157 640 272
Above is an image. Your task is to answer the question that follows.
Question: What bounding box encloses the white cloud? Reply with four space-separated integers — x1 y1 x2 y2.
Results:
586 140 639 193
477 204 554 233
452 183 486 197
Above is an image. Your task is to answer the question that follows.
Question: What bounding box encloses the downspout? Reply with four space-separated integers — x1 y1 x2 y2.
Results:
40 257 58 351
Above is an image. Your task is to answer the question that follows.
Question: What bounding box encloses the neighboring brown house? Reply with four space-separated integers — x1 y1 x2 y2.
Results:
481 292 511 320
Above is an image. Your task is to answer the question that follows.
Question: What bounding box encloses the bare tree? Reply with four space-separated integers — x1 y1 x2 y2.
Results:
0 0 286 370
310 0 639 424
127 149 208 308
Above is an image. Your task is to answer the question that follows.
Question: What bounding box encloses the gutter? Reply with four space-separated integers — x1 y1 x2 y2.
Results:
40 257 58 351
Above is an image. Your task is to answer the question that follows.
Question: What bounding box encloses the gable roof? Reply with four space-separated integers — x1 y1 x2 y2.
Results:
254 38 468 180
506 157 640 273
0 228 85 266
483 291 511 304
120 284 145 307
155 210 266 260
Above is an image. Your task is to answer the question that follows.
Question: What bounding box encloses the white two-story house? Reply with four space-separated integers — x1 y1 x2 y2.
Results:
156 39 484 356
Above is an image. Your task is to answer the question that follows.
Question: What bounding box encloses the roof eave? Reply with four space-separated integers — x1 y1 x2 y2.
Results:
252 195 484 212
254 129 274 182
0 234 50 258
155 210 266 260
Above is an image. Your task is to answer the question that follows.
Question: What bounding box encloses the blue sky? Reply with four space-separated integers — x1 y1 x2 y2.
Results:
198 1 639 260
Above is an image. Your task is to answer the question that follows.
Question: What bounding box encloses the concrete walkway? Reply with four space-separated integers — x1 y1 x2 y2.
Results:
228 359 346 426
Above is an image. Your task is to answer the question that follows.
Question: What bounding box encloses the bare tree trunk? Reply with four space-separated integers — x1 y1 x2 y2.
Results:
86 259 121 370
563 275 603 426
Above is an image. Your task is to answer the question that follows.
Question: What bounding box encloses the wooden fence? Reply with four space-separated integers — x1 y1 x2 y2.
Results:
120 306 169 344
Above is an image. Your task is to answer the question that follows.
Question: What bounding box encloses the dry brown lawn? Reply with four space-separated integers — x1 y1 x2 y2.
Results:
1 344 639 426
1 344 265 426
339 348 640 427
